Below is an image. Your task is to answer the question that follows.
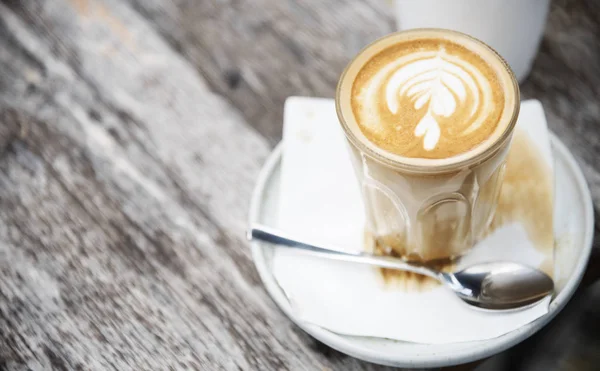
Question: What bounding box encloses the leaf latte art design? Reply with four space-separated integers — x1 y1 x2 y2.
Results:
354 45 501 158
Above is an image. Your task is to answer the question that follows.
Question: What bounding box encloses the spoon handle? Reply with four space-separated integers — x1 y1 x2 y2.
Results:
248 224 439 279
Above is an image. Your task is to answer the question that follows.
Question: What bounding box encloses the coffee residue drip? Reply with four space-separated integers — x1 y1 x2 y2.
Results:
352 38 505 159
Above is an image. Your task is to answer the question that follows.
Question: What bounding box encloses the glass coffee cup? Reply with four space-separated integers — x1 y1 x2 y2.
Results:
336 29 520 263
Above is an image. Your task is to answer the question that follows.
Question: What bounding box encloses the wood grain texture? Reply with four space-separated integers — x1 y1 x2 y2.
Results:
125 0 394 143
0 0 597 370
0 0 389 369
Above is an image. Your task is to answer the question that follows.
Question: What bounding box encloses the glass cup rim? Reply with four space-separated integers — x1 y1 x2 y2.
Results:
335 28 520 175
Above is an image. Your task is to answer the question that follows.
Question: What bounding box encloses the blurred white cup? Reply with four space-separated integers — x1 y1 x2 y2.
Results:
394 0 551 83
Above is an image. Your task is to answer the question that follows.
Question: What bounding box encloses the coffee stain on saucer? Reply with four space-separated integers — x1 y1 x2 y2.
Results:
378 256 454 291
365 231 454 291
367 129 554 291
487 130 554 256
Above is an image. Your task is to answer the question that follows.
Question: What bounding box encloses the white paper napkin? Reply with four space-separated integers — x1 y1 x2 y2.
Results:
274 97 553 344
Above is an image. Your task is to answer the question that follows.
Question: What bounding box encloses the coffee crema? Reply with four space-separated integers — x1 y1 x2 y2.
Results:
351 35 508 159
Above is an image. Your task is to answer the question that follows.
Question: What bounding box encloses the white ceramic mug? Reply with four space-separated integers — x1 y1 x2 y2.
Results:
394 0 551 83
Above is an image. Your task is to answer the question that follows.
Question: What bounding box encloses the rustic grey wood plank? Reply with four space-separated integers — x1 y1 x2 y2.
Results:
125 0 395 143
0 0 395 369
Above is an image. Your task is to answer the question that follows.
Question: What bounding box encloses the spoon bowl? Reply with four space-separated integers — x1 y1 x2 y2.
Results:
444 262 554 310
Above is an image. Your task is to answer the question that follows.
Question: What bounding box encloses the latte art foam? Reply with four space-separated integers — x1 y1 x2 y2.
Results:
384 48 493 150
352 38 506 159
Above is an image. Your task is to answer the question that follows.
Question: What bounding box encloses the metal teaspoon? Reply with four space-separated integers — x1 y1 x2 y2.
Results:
248 224 554 310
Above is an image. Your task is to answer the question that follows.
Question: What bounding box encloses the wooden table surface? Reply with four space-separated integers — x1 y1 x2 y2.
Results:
0 0 598 370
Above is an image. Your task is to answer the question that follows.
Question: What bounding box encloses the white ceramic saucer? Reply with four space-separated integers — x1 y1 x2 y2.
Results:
248 133 594 368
